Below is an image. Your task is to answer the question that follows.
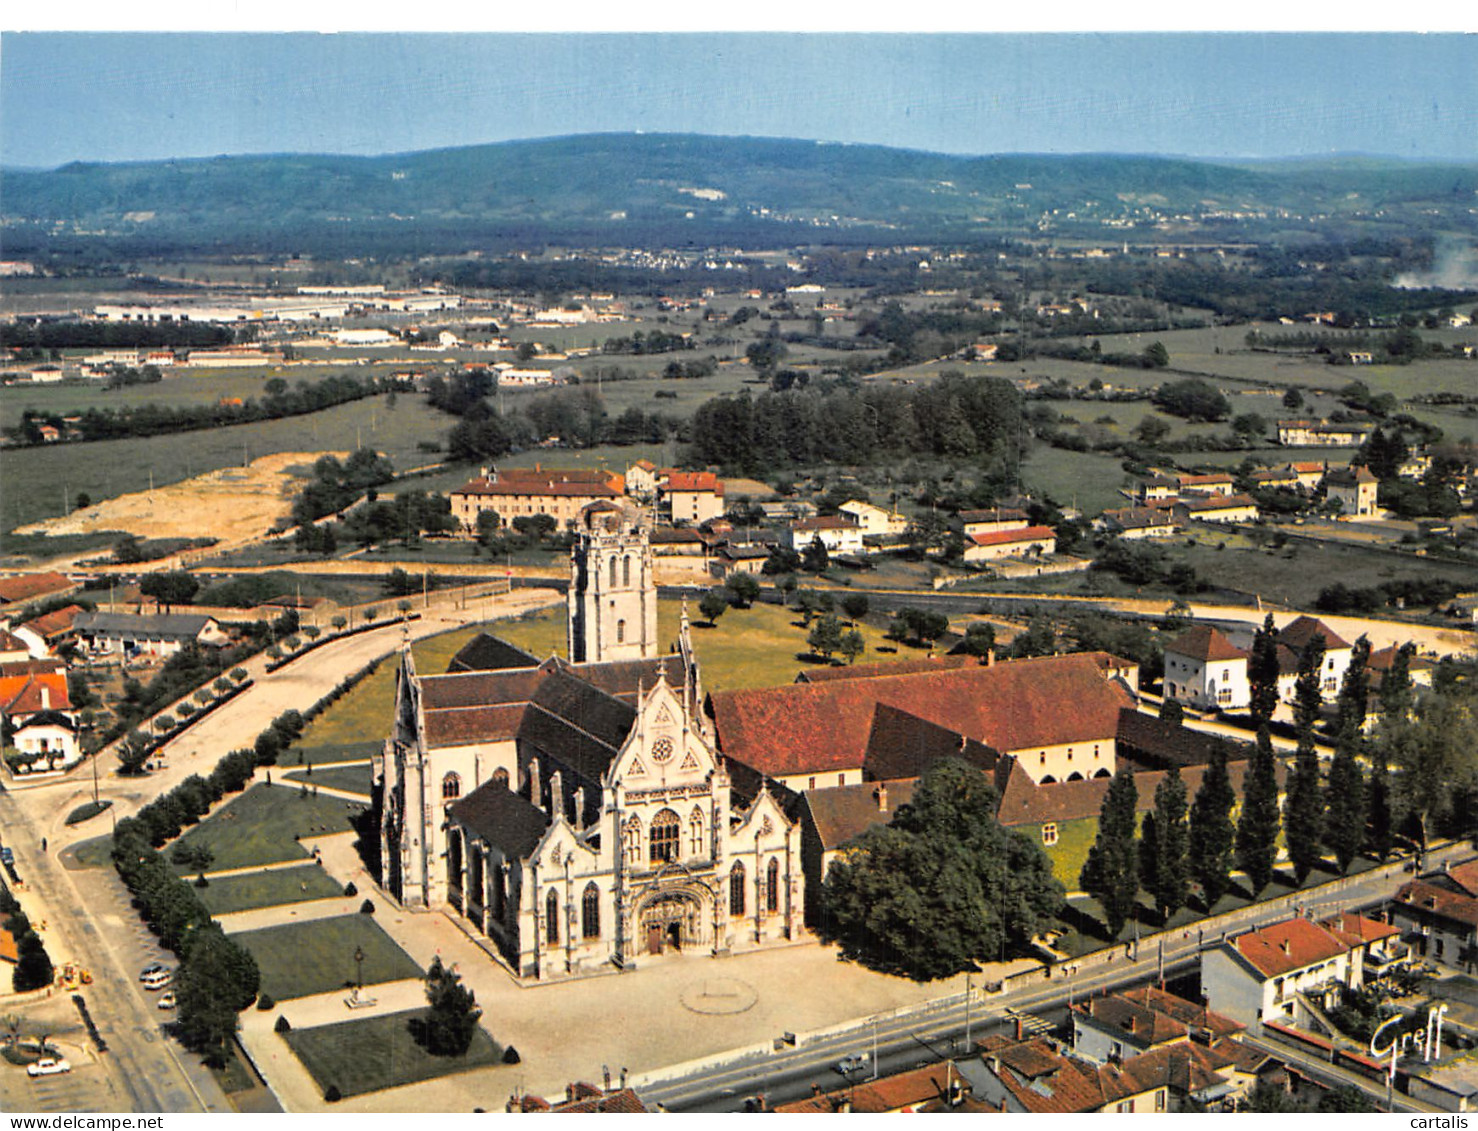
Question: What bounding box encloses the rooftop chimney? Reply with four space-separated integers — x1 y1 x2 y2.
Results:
40 685 50 710
1280 940 1291 954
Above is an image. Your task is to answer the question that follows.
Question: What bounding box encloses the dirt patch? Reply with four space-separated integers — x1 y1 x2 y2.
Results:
15 451 341 550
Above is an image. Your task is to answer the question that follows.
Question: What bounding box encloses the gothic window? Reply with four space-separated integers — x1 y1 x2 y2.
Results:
688 808 705 855
617 619 626 644
766 858 780 914
545 888 559 945
623 555 631 586
649 808 680 864
441 772 461 801
490 864 505 919
609 557 618 588
730 862 746 917
624 815 642 866
651 737 674 764
582 883 600 939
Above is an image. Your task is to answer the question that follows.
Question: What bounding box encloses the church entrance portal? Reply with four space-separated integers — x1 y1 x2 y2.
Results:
639 891 700 955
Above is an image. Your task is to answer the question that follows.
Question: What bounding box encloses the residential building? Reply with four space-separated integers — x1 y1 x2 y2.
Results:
775 1062 979 1112
509 1082 650 1113
449 466 624 533
1288 462 1329 492
0 657 77 768
968 1033 1171 1113
0 572 80 614
624 459 659 502
708 543 771 580
73 612 228 659
377 503 803 981
1276 616 1352 700
661 471 725 526
1324 464 1379 518
1134 476 1180 505
784 516 866 557
798 778 917 923
1163 625 1250 710
1391 880 1478 970
1097 507 1176 540
837 499 908 537
1278 420 1374 447
1172 494 1260 524
1176 473 1235 497
1201 914 1397 1027
962 525 1057 563
959 507 1030 536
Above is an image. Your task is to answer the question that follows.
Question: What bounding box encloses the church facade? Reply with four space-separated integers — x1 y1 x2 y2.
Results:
376 501 803 980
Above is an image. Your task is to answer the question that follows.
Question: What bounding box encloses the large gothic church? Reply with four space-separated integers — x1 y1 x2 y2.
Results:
376 501 803 981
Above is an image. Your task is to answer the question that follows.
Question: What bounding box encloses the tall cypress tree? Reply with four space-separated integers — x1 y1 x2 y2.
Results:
1189 748 1236 909
1236 727 1281 894
1366 748 1394 862
1379 641 1415 720
1284 634 1327 883
1248 613 1281 728
1325 637 1370 873
1144 767 1189 923
1081 767 1140 939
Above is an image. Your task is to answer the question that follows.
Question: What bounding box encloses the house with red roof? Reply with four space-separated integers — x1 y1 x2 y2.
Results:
1163 625 1249 711
0 572 80 613
659 470 725 526
962 524 1057 563
449 466 624 533
1391 879 1478 970
1201 913 1398 1027
775 1061 981 1112
0 657 78 769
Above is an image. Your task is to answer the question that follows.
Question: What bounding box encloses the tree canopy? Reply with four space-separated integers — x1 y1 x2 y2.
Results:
820 759 1063 980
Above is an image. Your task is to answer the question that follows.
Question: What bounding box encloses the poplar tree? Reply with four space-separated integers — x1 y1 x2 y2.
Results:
1142 767 1189 923
1236 727 1281 894
1284 634 1327 883
1325 637 1369 873
1248 613 1282 728
1189 748 1236 909
1081 767 1140 938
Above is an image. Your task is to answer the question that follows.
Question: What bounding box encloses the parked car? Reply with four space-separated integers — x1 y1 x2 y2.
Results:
28 1057 72 1077
157 991 177 1010
142 968 172 990
833 1054 867 1075
139 963 167 982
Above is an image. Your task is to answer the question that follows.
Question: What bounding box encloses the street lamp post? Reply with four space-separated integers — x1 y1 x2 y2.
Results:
353 945 365 1001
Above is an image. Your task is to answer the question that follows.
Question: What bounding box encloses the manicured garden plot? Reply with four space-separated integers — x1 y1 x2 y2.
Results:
285 1008 502 1098
282 741 383 767
167 783 364 873
283 763 374 797
234 915 422 1002
195 863 346 916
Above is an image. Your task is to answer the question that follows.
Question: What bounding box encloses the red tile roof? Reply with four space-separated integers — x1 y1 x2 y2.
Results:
663 471 724 495
1176 493 1259 512
710 654 1132 779
0 630 28 654
1278 615 1350 653
795 654 975 683
1119 985 1244 1039
453 476 622 500
802 778 918 851
792 515 859 532
1165 625 1245 663
1320 911 1401 948
0 670 71 716
775 1062 967 1113
0 572 76 605
1443 859 1478 898
1395 880 1478 929
969 524 1056 547
1232 917 1354 978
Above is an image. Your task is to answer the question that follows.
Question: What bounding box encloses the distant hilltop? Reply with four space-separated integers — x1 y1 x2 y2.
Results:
4 132 1476 256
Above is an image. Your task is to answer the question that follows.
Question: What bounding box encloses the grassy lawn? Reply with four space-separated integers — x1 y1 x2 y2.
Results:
1020 447 1132 515
281 741 383 767
283 763 374 797
235 915 422 1001
1041 820 1099 892
64 835 116 870
285 1009 503 1099
196 863 346 916
167 782 365 873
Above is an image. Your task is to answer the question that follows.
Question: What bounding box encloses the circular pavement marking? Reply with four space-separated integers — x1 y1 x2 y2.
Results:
679 976 759 1015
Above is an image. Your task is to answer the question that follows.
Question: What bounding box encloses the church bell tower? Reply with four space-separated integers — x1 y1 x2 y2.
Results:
567 501 657 664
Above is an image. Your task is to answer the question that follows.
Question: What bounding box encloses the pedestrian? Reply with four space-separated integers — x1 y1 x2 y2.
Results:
41 838 47 853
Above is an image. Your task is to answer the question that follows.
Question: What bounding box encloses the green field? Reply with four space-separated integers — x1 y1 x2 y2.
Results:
167 782 365 873
1019 447 1132 515
233 915 422 1001
285 1009 503 1098
297 598 904 750
283 763 374 797
0 393 449 538
281 741 383 767
196 862 346 916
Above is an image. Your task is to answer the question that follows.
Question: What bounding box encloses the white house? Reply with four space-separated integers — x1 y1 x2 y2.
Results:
1202 914 1397 1028
73 612 229 659
959 507 1030 537
962 525 1056 564
1162 625 1249 711
1277 616 1352 701
1097 507 1176 540
1172 494 1260 525
837 500 907 537
1325 465 1379 518
784 516 866 556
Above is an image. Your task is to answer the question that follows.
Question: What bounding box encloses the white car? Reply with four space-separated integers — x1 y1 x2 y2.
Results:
157 991 177 1010
28 1057 72 1077
139 963 167 982
834 1054 867 1075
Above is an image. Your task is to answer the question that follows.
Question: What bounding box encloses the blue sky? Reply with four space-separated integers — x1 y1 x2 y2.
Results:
2 32 1476 168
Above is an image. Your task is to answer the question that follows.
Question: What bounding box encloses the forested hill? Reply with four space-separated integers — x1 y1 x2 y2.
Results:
4 133 1476 255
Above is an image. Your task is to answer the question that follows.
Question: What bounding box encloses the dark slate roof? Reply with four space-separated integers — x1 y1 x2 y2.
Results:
423 704 528 748
802 778 917 851
75 611 215 637
445 633 540 674
1278 615 1350 654
1115 709 1249 770
451 781 549 860
864 703 999 781
419 668 548 712
561 653 693 704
